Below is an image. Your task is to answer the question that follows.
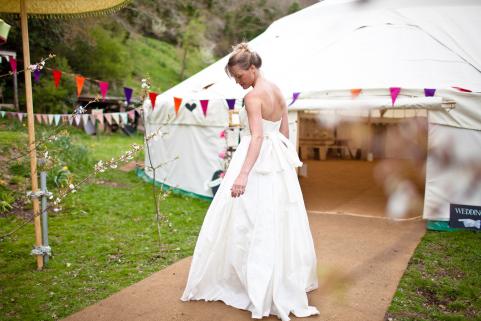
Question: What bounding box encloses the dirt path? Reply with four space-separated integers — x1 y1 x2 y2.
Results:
63 212 425 321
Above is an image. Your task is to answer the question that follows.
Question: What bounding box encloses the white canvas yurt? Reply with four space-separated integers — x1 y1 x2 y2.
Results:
140 0 481 229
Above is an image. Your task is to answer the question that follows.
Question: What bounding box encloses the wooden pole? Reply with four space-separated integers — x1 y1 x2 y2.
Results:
13 53 19 111
20 0 43 270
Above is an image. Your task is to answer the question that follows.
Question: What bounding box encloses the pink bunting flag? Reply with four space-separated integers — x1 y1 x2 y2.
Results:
288 92 300 106
17 112 23 122
9 56 16 73
42 114 48 124
200 99 209 117
390 87 401 106
149 92 158 109
128 110 136 121
96 113 104 126
99 82 109 101
35 114 42 124
52 70 62 88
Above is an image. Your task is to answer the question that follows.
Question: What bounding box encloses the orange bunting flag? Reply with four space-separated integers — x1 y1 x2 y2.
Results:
174 97 182 115
351 88 362 98
149 92 158 109
75 75 85 97
52 69 62 88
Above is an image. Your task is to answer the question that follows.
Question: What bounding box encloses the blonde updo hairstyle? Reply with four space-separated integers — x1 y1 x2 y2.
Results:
225 42 262 77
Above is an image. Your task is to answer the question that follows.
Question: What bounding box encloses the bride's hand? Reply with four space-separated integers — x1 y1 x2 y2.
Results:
231 173 248 198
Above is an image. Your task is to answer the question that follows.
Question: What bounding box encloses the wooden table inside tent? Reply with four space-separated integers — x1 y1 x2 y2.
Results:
299 138 353 160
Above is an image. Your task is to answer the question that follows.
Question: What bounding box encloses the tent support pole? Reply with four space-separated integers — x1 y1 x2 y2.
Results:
20 0 43 270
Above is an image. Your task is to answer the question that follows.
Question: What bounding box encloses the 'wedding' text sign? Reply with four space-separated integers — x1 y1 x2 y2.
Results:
449 204 481 230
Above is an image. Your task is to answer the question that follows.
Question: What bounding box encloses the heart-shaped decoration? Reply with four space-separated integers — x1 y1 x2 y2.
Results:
185 102 197 112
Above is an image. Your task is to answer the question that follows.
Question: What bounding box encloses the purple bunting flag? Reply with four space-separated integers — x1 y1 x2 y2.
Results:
424 88 436 97
34 69 41 83
288 92 300 106
226 99 236 110
124 87 133 105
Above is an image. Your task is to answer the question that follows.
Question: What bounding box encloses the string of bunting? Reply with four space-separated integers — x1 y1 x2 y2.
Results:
0 56 474 116
0 108 140 127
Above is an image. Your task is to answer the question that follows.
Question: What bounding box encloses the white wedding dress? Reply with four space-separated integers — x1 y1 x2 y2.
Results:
181 107 319 321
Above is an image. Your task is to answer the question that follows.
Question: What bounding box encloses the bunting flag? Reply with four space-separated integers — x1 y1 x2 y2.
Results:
424 88 436 97
288 92 300 106
34 69 41 83
99 81 109 100
111 113 120 125
54 114 61 126
47 114 54 125
52 69 62 88
96 113 104 126
351 88 362 98
390 87 401 106
226 99 236 110
174 97 182 115
128 110 136 121
82 114 89 125
42 114 48 124
75 75 85 97
200 100 209 117
74 115 81 126
61 115 69 124
124 87 133 105
9 55 16 73
120 112 128 124
149 92 158 109
1 111 6 118
105 113 112 125
68 115 74 125
35 114 42 123
17 112 23 122
452 86 472 92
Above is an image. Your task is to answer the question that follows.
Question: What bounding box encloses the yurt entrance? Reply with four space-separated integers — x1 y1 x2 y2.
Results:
297 108 428 220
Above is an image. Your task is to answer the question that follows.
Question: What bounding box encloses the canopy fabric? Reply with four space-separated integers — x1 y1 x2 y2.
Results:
158 0 481 130
0 0 130 16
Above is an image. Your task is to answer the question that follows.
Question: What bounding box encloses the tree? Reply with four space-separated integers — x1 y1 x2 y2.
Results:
179 17 206 81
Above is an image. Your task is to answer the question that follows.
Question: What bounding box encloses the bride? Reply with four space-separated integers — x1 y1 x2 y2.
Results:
181 43 319 321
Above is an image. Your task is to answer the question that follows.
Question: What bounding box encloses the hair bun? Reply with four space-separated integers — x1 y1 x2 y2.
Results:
232 42 250 53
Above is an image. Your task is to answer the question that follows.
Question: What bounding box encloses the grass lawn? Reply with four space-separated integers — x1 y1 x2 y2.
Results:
0 119 480 321
0 120 210 320
387 230 481 321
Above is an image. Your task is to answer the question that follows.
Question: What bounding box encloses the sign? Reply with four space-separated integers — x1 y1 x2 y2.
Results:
449 203 481 230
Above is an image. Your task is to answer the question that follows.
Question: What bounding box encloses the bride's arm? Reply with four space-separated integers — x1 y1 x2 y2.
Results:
231 94 263 197
239 95 264 176
279 97 289 139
